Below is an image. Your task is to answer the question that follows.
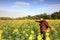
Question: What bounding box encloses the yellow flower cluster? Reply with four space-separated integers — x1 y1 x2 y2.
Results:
29 34 33 40
0 30 3 40
0 30 3 34
13 29 18 34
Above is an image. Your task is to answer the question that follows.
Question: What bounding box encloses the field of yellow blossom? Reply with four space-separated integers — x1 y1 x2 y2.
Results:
0 19 60 40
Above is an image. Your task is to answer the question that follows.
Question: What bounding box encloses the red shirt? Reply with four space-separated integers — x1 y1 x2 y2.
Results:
40 21 51 31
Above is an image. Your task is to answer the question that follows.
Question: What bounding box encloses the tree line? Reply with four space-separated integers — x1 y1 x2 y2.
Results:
0 11 60 20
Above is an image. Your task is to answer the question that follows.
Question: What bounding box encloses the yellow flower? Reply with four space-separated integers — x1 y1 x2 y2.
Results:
26 34 28 36
13 29 18 33
23 31 25 33
31 30 34 34
46 29 50 33
46 33 49 36
0 30 3 34
29 34 33 40
37 33 42 40
46 37 50 40
0 30 3 40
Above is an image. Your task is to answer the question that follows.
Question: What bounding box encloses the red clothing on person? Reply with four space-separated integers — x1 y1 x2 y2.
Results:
39 21 51 31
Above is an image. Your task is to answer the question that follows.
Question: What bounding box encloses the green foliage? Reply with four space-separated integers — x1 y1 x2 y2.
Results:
51 11 60 19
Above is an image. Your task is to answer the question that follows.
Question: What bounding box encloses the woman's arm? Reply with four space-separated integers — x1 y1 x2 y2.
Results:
35 20 40 22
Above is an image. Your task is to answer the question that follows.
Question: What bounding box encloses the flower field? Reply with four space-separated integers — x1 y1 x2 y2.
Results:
0 20 60 40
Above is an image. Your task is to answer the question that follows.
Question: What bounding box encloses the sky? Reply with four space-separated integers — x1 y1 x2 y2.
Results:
0 0 60 18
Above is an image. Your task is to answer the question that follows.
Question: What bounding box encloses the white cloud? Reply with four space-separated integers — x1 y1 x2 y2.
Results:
0 8 29 18
12 1 30 7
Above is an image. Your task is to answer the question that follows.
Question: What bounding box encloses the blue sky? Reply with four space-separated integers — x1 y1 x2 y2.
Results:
0 0 60 17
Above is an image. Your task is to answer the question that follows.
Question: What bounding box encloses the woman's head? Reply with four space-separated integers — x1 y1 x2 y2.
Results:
40 18 45 21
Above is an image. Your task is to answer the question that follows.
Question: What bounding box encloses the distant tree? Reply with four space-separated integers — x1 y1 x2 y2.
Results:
58 11 60 19
27 15 32 19
0 17 12 20
51 11 60 19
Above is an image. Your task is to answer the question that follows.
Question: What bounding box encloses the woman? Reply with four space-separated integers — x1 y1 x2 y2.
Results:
35 18 51 40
